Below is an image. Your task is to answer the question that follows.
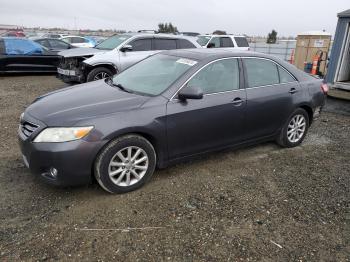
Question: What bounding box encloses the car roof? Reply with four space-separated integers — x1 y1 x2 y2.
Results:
33 38 65 41
198 35 247 37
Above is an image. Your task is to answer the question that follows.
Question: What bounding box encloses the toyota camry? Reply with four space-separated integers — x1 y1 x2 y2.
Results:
18 49 327 193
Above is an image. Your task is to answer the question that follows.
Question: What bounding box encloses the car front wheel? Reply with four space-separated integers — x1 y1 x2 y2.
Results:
94 135 156 193
277 108 309 148
86 67 114 82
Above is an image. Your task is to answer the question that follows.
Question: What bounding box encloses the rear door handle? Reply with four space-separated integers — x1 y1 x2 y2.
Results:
232 97 243 106
289 88 298 94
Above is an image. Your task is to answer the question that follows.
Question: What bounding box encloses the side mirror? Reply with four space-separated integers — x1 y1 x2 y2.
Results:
178 86 203 100
207 43 215 48
120 44 133 52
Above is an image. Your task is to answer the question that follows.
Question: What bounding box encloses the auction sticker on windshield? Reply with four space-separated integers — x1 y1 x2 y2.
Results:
176 58 197 66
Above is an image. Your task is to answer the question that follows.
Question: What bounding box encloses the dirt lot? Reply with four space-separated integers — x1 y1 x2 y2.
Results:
0 75 349 261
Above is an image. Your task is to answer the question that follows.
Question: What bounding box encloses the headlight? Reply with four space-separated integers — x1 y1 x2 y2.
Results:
33 126 94 143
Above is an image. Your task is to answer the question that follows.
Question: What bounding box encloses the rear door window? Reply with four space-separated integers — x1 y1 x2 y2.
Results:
244 58 279 87
154 38 177 50
220 37 234 47
177 39 196 49
129 39 152 51
278 66 296 83
234 37 249 47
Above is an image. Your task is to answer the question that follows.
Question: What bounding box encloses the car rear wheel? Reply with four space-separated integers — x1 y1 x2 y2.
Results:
86 67 114 82
94 135 156 193
277 108 309 148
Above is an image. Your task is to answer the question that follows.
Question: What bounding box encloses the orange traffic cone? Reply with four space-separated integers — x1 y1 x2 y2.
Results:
311 54 320 75
289 49 295 64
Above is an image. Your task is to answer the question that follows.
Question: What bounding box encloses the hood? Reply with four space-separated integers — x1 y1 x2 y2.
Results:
26 80 149 126
58 47 105 58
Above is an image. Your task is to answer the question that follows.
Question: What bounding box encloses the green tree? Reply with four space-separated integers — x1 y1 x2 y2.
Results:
158 22 178 34
213 30 227 35
267 30 278 44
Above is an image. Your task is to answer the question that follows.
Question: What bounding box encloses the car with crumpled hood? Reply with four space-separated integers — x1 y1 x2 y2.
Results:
56 33 201 83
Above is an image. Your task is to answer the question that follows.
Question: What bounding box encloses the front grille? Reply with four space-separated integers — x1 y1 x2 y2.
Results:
59 57 79 70
20 121 39 138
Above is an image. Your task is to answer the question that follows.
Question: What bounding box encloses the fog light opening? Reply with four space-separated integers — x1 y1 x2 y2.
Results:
49 167 58 178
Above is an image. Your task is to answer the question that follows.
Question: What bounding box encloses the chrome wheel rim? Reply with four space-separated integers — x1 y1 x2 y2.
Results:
287 114 306 143
94 71 110 80
108 146 149 187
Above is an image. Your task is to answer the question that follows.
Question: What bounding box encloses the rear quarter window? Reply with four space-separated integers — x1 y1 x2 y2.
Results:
234 37 249 47
177 39 196 49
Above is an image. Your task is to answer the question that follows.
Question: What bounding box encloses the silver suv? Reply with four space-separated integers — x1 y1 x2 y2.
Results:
57 33 201 83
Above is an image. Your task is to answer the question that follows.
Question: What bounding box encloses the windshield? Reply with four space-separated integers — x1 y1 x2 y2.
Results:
112 54 198 96
95 35 132 50
196 36 211 46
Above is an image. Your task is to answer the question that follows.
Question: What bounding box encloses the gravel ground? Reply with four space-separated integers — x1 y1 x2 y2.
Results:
0 75 349 261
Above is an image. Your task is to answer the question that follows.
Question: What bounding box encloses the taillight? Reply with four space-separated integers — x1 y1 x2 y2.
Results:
321 83 329 94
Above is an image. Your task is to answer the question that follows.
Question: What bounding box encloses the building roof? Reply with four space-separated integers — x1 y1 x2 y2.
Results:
298 31 331 36
338 9 350 18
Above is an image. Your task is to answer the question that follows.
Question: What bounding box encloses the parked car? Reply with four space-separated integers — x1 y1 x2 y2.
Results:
18 49 327 193
60 36 96 48
1 31 26 37
181 32 200 37
57 33 201 83
33 38 75 52
42 33 69 39
0 37 60 73
197 35 250 50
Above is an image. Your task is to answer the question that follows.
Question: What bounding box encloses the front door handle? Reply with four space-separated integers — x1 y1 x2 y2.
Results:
289 88 298 94
232 97 243 106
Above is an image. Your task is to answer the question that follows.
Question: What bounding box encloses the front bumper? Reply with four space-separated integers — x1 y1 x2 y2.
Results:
18 115 106 187
56 72 84 83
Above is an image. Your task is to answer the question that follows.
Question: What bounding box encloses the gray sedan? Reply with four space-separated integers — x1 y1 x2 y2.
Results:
18 49 327 193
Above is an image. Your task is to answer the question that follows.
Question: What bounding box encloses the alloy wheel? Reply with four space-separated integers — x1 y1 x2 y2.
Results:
94 72 110 80
287 114 306 143
108 146 149 187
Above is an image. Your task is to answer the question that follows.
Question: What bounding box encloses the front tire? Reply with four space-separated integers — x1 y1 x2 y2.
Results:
86 67 114 82
277 108 309 148
94 135 156 193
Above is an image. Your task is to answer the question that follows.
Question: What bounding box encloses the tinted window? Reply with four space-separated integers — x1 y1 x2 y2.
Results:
234 37 249 47
221 37 234 47
71 37 86 43
36 39 50 49
129 39 152 51
278 66 295 83
48 39 70 49
208 37 220 48
154 39 177 50
186 59 239 94
244 58 279 87
177 39 196 49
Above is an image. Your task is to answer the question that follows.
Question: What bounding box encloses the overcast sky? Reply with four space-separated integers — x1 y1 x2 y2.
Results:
0 0 348 36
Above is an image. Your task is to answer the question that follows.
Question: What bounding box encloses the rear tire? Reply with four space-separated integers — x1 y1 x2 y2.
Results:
94 135 156 193
86 67 114 82
277 108 309 148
